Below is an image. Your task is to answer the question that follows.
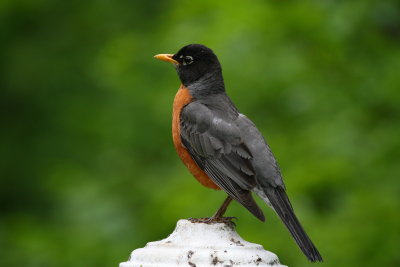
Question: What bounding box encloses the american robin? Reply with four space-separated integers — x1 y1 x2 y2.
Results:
154 44 323 262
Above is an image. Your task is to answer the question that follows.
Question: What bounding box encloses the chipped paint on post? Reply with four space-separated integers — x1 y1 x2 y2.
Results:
120 219 287 267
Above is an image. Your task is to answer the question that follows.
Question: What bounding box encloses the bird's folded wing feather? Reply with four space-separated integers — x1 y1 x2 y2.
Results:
180 101 264 220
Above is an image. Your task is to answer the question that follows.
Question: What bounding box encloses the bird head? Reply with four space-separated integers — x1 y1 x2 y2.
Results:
154 44 222 87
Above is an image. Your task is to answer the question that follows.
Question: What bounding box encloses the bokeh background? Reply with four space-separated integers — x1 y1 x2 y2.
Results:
1 0 399 266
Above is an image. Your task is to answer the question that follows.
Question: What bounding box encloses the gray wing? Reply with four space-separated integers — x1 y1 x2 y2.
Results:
235 113 285 189
235 115 323 262
180 101 265 221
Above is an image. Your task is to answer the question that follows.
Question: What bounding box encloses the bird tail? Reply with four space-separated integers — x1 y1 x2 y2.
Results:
263 187 323 262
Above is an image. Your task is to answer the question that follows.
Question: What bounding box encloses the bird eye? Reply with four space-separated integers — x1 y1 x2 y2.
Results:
183 56 193 65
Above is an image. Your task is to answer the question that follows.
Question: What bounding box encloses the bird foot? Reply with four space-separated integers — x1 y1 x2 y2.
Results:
188 216 237 227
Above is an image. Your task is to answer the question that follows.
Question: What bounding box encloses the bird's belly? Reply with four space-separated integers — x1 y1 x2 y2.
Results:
172 85 220 190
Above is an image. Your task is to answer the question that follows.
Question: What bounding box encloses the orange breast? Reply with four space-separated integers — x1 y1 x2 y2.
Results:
172 85 220 190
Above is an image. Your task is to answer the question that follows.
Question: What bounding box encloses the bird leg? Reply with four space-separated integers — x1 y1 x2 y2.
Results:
211 195 233 219
204 196 236 225
188 196 236 225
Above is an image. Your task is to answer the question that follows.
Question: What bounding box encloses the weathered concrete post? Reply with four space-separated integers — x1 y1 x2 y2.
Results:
120 219 287 267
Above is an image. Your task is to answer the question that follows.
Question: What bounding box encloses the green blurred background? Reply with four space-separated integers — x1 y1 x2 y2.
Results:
1 0 399 266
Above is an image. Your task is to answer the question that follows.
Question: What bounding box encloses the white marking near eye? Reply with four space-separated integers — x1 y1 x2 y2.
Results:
185 56 193 65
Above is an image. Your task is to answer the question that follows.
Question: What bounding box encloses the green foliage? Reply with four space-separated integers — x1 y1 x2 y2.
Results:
1 0 399 266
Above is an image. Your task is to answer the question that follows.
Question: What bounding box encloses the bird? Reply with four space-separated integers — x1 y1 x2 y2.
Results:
154 44 323 262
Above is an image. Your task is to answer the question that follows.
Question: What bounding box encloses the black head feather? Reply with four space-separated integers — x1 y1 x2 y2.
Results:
172 44 223 87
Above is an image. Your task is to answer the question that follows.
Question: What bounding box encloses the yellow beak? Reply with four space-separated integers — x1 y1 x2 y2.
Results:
154 54 179 64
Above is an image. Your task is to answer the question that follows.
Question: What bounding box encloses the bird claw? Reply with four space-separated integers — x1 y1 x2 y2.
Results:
188 216 237 227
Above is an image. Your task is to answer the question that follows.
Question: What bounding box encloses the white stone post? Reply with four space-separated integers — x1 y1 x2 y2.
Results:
120 219 287 267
